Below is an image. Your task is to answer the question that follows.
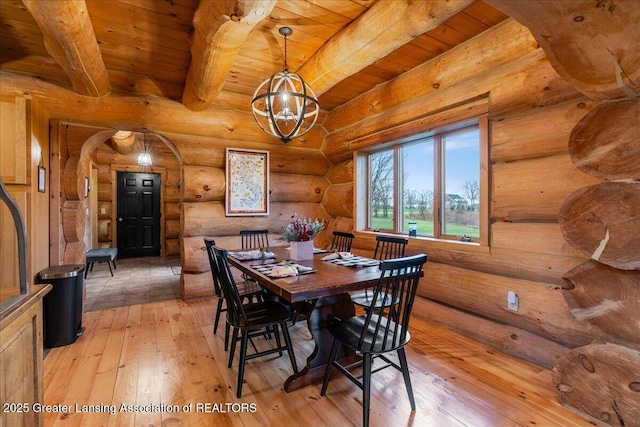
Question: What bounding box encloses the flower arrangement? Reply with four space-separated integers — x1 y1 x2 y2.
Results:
281 214 325 242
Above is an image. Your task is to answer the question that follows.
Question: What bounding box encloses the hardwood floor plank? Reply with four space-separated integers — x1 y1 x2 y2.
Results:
77 306 129 426
48 308 117 426
107 303 142 427
132 303 162 426
407 321 593 426
42 297 595 427
161 299 234 426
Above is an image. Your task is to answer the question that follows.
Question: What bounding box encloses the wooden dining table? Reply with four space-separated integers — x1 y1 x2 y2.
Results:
228 245 382 392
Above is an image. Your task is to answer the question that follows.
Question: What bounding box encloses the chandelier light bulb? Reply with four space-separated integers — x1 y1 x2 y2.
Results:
137 133 153 166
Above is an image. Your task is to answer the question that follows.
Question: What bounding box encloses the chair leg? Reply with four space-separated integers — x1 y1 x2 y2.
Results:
273 324 283 357
224 322 231 352
397 348 416 411
280 322 298 373
228 327 239 368
213 299 224 335
320 337 340 395
362 353 373 427
237 330 249 398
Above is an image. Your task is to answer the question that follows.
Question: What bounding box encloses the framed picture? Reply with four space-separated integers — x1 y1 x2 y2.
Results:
37 166 46 193
225 148 269 216
84 177 90 198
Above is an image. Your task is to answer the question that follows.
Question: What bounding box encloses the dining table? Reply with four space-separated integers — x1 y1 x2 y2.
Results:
227 245 382 392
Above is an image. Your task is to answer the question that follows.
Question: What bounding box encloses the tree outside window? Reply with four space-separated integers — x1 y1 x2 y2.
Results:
367 122 483 241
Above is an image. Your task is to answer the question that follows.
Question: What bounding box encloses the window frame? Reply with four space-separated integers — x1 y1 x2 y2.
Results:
357 115 489 246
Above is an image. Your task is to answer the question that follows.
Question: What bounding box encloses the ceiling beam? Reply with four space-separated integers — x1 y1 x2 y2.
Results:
22 0 110 98
297 0 474 97
486 0 640 100
182 0 277 111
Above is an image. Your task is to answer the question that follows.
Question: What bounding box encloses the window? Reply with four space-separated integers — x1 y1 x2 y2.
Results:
363 117 488 244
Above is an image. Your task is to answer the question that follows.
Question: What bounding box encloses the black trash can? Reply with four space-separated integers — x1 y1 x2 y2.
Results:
38 265 85 348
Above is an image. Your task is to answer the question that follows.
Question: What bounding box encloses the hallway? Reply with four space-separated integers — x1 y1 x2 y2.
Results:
83 256 181 312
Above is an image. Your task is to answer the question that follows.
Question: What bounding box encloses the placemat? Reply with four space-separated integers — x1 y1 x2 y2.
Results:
249 261 316 277
324 256 380 268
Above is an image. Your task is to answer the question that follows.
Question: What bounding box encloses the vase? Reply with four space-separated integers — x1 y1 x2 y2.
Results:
289 240 314 261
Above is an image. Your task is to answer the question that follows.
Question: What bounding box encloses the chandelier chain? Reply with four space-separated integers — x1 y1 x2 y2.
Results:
283 32 289 72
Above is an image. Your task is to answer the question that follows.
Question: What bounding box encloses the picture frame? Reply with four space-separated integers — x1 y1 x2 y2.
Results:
84 177 90 198
225 148 269 216
37 166 46 193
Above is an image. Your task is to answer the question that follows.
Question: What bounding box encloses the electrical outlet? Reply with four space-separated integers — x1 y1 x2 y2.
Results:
101 208 106 214
507 291 519 312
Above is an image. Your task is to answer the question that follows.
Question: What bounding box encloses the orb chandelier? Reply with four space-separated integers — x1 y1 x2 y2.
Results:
251 27 319 144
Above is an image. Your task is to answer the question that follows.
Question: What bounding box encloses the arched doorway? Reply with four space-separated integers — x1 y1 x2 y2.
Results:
49 123 184 305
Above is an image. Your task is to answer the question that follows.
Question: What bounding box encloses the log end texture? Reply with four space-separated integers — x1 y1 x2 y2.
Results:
569 98 640 180
552 343 640 427
563 261 640 348
559 182 640 270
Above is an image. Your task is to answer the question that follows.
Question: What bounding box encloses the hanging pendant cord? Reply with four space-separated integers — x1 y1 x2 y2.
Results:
283 34 289 72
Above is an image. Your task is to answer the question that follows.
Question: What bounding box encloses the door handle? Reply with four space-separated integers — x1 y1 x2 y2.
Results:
118 217 123 222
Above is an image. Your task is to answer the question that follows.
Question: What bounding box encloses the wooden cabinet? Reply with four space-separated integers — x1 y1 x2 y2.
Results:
1 102 50 426
0 285 50 427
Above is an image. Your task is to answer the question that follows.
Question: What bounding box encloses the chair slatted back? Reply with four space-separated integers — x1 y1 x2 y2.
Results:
204 238 223 299
360 254 427 352
240 229 269 250
330 231 355 252
211 246 248 327
373 235 408 260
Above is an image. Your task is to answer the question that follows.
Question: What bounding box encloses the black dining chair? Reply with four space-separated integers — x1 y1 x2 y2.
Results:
239 229 270 281
329 230 355 252
211 245 299 398
350 235 408 311
240 229 270 250
204 239 265 351
321 253 428 427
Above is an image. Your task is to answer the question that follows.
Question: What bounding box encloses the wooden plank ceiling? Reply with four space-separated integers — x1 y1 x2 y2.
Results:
0 0 508 113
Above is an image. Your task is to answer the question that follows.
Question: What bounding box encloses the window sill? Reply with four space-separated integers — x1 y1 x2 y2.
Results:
356 230 490 255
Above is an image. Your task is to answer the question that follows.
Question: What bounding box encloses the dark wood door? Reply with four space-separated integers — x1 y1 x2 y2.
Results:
116 172 161 258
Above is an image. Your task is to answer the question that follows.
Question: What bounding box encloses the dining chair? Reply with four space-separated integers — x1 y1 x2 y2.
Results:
240 229 270 250
211 245 299 398
350 235 408 311
321 253 427 427
329 230 355 252
204 239 265 351
239 229 270 282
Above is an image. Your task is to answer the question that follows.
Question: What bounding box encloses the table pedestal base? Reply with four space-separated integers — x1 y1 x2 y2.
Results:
284 293 356 392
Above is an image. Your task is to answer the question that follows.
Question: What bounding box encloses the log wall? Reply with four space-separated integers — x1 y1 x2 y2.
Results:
321 19 608 368
174 127 333 298
551 98 640 426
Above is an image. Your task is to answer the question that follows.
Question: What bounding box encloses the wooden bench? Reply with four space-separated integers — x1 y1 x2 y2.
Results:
85 248 118 279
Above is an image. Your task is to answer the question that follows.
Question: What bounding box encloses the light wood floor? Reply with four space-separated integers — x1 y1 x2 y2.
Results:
42 297 596 427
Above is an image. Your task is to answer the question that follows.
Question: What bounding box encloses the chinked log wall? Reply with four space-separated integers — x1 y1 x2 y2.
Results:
321 19 606 368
